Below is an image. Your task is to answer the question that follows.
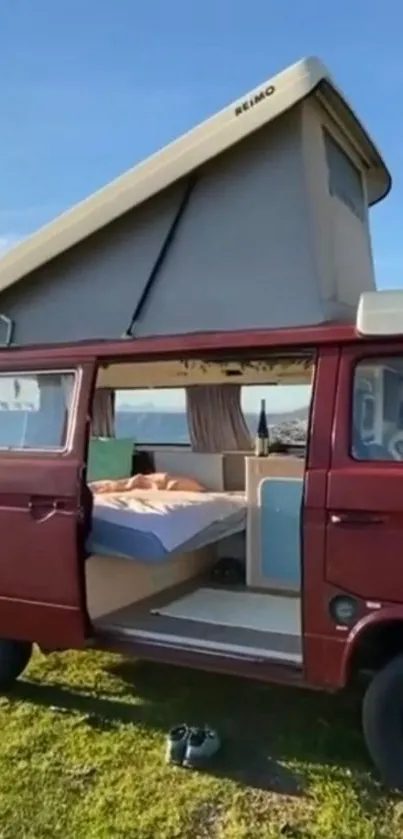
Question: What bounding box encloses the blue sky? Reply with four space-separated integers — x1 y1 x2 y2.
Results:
1 0 402 412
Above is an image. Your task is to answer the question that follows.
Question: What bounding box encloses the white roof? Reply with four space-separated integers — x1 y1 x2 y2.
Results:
357 291 403 336
0 56 391 296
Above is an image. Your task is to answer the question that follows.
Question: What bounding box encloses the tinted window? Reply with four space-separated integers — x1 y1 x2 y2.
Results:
0 371 76 451
324 131 366 223
352 358 403 461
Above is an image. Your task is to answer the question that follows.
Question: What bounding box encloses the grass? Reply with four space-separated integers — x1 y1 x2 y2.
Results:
0 650 401 839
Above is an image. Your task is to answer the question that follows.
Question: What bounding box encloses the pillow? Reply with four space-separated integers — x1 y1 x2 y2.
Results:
90 472 206 494
87 437 134 482
165 476 206 492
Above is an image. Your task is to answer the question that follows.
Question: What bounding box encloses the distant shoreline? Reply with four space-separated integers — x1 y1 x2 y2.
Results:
115 408 308 445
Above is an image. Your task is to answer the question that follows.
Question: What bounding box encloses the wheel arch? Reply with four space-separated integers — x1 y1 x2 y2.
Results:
341 607 403 685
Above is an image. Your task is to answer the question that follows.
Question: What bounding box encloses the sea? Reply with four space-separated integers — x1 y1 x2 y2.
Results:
115 410 262 445
115 409 308 445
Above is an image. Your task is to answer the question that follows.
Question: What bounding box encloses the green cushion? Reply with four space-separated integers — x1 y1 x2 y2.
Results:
87 438 134 482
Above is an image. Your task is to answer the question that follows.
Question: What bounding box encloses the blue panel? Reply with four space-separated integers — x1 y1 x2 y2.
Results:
259 477 303 587
89 519 168 564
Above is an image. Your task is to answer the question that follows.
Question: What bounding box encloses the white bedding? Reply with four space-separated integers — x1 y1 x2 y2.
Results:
92 490 246 554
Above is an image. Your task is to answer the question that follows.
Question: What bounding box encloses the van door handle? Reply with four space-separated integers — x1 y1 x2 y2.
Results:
330 513 385 526
28 498 61 512
28 497 66 522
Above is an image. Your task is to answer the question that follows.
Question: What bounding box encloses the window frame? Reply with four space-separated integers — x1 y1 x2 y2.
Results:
0 367 81 455
350 355 403 463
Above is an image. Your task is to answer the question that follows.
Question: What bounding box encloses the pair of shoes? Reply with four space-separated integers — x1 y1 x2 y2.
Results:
166 724 221 768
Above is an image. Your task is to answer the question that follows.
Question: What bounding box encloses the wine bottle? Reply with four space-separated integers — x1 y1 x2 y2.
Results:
255 398 269 457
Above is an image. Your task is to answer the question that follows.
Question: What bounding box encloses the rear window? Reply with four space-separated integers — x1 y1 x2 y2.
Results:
0 371 77 451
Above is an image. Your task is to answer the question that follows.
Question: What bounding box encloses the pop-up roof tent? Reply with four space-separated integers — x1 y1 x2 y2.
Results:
0 56 391 346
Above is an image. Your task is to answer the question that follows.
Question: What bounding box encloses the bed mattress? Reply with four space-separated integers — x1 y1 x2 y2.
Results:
89 490 246 563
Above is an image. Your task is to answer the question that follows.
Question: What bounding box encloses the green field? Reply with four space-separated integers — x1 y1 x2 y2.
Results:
0 649 400 838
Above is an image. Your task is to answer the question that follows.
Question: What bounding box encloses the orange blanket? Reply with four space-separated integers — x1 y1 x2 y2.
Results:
89 472 206 495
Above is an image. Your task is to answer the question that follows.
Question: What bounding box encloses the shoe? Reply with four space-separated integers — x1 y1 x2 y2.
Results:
182 726 221 769
165 724 189 765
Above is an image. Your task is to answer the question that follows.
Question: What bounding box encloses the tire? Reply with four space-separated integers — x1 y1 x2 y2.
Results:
363 653 403 789
0 640 32 690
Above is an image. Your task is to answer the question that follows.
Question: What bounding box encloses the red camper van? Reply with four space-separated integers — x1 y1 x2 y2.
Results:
0 57 401 787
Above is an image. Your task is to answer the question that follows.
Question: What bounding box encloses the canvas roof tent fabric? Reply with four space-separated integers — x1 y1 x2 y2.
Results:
0 56 391 346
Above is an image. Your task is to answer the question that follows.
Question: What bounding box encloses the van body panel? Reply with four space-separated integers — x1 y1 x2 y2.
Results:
301 346 344 687
0 360 96 647
327 342 403 603
0 327 401 690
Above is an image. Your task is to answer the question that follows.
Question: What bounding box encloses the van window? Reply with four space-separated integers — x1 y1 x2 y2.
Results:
242 384 310 446
0 371 76 451
324 130 366 223
352 357 403 461
114 382 312 447
115 388 189 444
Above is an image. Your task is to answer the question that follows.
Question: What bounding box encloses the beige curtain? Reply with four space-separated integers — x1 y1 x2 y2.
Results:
186 384 252 452
92 388 115 437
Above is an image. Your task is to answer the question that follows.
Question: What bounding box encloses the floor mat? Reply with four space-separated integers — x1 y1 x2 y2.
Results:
152 587 301 636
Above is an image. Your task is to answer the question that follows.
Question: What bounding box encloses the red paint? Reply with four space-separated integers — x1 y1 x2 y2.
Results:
0 598 87 648
326 344 403 602
301 346 343 687
0 361 95 647
0 322 358 367
1 324 403 692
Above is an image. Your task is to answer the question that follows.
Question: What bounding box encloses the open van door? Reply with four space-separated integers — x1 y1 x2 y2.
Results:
0 361 95 648
327 343 403 603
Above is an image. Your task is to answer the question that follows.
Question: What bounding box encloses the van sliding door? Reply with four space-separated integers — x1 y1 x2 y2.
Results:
0 361 95 648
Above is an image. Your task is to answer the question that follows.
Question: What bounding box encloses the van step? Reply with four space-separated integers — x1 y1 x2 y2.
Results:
110 626 270 664
95 618 302 666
